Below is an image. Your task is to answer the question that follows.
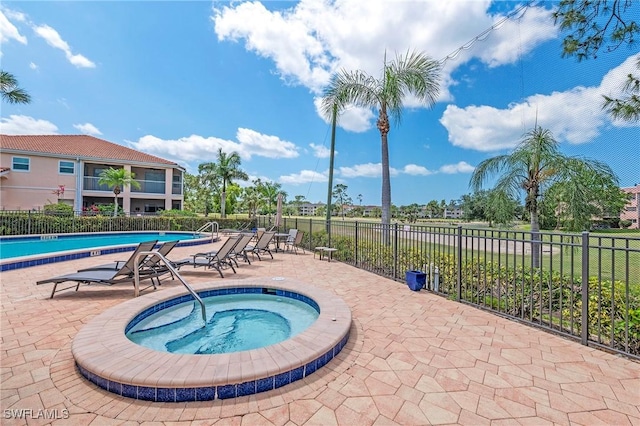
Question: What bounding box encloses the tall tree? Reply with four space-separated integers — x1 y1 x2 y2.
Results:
321 50 441 234
98 168 140 217
332 183 352 220
553 1 639 122
197 162 221 217
470 126 619 267
213 149 248 218
0 71 31 104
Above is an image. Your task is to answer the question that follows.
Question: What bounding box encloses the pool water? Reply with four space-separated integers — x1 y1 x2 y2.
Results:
127 293 320 354
0 232 202 260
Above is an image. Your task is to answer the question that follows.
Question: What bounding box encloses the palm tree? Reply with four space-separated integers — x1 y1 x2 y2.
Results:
98 168 141 217
321 50 441 233
470 126 618 267
213 148 248 218
1 71 31 104
197 162 220 217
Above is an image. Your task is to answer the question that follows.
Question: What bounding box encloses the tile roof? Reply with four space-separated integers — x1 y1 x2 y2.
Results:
0 134 177 166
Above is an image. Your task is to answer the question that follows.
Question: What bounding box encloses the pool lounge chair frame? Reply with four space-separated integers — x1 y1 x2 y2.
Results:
36 240 161 299
244 230 276 261
175 235 240 278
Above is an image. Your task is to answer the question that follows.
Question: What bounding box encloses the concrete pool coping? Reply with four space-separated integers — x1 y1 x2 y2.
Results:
71 277 352 401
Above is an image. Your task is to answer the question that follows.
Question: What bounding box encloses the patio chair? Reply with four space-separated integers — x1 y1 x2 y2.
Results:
175 235 240 278
244 230 276 261
36 240 161 299
285 230 305 254
279 229 297 252
229 233 255 265
78 240 179 272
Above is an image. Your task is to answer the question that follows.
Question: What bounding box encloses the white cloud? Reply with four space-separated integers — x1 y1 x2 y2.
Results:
309 143 334 159
0 9 27 44
339 162 399 178
33 24 95 68
0 115 58 134
439 161 475 174
29 62 37 70
130 128 299 164
403 164 434 176
280 170 327 185
73 123 102 136
440 54 640 152
214 1 556 130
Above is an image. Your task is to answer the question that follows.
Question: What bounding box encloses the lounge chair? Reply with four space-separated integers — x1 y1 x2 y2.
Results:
229 233 255 265
78 240 179 272
220 222 252 235
285 230 305 254
36 240 160 299
175 235 240 278
244 230 276 261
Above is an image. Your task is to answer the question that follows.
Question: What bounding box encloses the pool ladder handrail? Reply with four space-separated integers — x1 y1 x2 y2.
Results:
195 221 219 243
133 251 206 322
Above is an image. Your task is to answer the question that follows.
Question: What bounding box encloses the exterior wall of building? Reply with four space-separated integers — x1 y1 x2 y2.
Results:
620 184 640 229
0 153 183 213
0 155 79 210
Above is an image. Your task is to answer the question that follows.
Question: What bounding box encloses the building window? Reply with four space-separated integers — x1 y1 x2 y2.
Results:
12 157 29 171
59 161 75 174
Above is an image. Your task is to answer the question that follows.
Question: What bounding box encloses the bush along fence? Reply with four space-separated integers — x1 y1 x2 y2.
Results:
0 210 255 236
257 216 640 359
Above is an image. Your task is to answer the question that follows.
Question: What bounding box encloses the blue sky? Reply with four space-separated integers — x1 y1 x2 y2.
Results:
1 1 638 206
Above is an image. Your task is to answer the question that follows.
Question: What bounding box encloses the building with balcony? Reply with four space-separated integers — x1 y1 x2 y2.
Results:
0 134 184 214
620 184 640 229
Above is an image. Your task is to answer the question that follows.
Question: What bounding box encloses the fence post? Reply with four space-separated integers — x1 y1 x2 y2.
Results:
581 231 589 346
28 210 32 235
354 221 359 267
457 225 462 302
393 223 398 280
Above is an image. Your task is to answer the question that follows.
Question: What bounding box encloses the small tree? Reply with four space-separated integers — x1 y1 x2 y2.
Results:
98 168 140 217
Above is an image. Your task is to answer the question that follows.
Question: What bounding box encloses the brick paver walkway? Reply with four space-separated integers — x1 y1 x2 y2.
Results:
1 241 639 425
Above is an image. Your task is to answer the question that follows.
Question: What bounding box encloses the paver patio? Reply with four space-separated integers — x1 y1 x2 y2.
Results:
1 240 639 425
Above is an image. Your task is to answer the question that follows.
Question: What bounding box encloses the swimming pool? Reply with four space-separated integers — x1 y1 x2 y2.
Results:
0 231 215 271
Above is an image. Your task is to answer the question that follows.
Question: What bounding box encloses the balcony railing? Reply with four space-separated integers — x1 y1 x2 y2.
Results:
83 177 167 194
131 179 165 194
172 182 182 195
83 176 111 191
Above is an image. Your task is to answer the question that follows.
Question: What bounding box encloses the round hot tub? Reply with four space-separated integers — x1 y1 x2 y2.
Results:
72 278 351 402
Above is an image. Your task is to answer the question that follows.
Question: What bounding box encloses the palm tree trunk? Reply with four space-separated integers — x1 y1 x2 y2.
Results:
113 196 118 218
378 108 391 245
529 195 541 269
221 191 227 219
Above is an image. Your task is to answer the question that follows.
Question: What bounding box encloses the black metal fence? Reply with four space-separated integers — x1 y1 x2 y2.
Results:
259 216 640 359
1 210 637 359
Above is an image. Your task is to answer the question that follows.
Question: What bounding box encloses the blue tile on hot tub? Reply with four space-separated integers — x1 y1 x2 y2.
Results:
107 380 122 395
217 384 236 399
291 366 304 382
137 386 156 401
274 371 290 388
156 387 176 402
236 380 256 397
305 359 318 376
121 384 137 399
196 386 216 401
175 387 196 402
256 377 274 393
